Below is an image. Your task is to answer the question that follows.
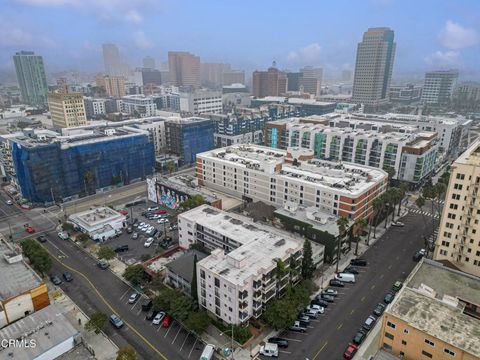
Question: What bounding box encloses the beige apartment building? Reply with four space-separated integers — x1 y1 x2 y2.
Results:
433 139 480 277
47 91 87 128
96 74 126 98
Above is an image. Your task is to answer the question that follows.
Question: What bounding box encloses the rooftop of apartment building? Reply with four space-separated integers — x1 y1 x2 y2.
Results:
348 112 464 126
193 205 303 285
253 96 336 107
165 116 211 125
61 116 170 135
388 259 480 358
199 144 387 195
0 239 43 301
0 304 80 360
455 139 480 165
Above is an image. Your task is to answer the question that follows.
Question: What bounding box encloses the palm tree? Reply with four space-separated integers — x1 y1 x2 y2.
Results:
382 191 392 229
335 216 349 272
397 183 408 216
389 187 401 223
353 217 368 256
369 197 384 243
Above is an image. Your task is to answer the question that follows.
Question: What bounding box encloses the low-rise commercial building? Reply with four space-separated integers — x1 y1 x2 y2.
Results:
120 95 157 118
0 239 50 329
180 90 222 115
0 304 80 360
196 144 387 221
380 259 480 360
68 206 126 241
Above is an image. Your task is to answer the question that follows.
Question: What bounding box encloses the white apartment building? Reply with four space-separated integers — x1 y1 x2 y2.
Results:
120 95 157 117
421 69 459 104
180 90 223 115
284 119 438 184
196 145 387 221
433 140 480 277
178 205 309 324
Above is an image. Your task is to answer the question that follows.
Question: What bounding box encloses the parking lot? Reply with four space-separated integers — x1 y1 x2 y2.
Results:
102 202 179 264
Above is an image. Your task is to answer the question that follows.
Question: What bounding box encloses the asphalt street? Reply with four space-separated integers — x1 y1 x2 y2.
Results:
264 211 435 360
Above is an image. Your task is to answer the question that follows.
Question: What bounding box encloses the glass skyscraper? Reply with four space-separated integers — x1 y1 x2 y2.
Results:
13 51 48 107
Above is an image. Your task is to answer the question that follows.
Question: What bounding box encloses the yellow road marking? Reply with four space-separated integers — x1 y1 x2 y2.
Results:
361 296 366 302
380 274 384 279
350 309 355 315
312 341 328 360
337 323 343 330
388 264 393 270
371 284 376 290
42 245 169 360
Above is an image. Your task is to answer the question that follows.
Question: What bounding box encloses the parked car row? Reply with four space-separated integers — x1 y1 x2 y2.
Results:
343 280 403 359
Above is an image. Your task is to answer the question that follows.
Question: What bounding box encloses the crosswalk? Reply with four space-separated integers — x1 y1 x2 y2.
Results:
408 208 441 219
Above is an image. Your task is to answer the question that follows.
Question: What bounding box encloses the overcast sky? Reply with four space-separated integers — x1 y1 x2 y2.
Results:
1 0 479 79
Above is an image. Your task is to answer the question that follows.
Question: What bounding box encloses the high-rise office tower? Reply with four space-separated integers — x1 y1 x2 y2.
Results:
286 72 302 91
102 43 126 76
47 91 87 128
13 51 48 106
433 139 480 277
421 69 459 104
352 27 396 109
299 66 323 97
252 64 288 98
200 63 231 87
143 56 156 69
168 51 201 89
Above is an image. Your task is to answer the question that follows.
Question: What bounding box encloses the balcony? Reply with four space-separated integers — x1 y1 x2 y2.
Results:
263 279 276 291
238 311 249 321
253 290 262 299
263 289 276 302
253 300 262 310
238 290 248 300
239 300 248 310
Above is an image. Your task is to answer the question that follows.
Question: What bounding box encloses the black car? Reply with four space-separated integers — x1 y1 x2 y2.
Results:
62 272 73 282
114 245 129 253
267 337 288 348
384 292 395 304
150 229 158 237
37 235 47 243
373 303 386 316
344 266 359 274
350 258 368 266
320 293 335 302
126 227 133 234
352 330 367 345
145 310 158 321
142 299 153 311
329 279 345 287
50 275 62 285
311 298 329 308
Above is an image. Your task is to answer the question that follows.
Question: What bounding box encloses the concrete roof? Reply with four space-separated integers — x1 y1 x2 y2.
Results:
69 206 125 231
0 304 80 360
455 139 480 165
0 240 42 301
166 250 208 283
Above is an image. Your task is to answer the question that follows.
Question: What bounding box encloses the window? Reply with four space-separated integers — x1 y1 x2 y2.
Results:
424 339 435 347
387 321 396 329
384 332 394 340
444 348 455 356
383 343 392 351
403 328 409 334
422 350 433 358
401 340 407 345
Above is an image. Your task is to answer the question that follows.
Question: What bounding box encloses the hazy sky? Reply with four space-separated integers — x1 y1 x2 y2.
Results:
1 0 479 78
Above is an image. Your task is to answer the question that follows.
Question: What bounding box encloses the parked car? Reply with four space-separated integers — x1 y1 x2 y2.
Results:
162 314 171 327
145 310 158 321
362 315 377 331
156 209 167 214
58 231 69 240
373 303 386 316
158 218 166 224
152 311 165 325
147 207 159 211
335 273 356 283
413 248 427 261
320 293 335 302
384 292 395 304
114 245 129 253
109 314 124 329
392 281 403 292
97 260 109 269
267 337 289 348
307 304 325 314
259 343 278 358
311 298 329 308
302 310 318 319
321 288 338 297
391 221 405 227
141 299 153 311
350 258 368 266
6 200 13 205
25 226 35 233
343 266 359 274
50 275 62 285
144 237 154 248
62 272 73 282
329 279 345 287
132 232 139 239
352 330 367 345
37 235 47 243
128 293 140 304
297 315 310 325
343 343 358 359
289 321 306 332
126 227 133 234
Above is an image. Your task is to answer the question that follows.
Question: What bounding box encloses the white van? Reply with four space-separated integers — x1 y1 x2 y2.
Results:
260 343 279 357
335 272 356 283
200 344 215 360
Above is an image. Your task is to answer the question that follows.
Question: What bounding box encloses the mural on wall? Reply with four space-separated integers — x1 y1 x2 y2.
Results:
155 183 188 209
147 178 158 203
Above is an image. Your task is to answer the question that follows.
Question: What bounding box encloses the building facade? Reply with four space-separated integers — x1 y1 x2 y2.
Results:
47 91 87 128
168 51 201 89
196 145 388 221
454 81 480 104
433 140 480 277
102 43 126 76
180 90 223 115
166 117 215 164
0 128 154 204
252 66 288 98
352 28 396 109
421 69 459 104
223 70 245 86
299 66 323 97
379 259 480 360
120 95 157 117
389 84 422 102
13 51 48 107
84 97 107 118
96 74 126 98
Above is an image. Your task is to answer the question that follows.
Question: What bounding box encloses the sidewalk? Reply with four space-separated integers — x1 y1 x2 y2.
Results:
52 290 118 360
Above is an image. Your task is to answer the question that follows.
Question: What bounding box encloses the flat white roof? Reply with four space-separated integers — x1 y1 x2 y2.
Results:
69 206 124 230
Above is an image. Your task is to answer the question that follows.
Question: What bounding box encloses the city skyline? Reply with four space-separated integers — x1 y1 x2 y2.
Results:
0 0 479 80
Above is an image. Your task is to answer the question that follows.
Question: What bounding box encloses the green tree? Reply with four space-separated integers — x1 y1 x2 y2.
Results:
389 187 401 222
184 311 211 335
97 245 116 260
76 233 90 243
353 217 368 256
20 239 52 277
116 347 136 360
383 165 396 186
381 191 392 229
397 183 408 216
183 194 207 210
165 160 176 174
191 254 198 301
85 311 108 334
123 264 146 286
335 216 349 272
368 197 383 243
301 239 315 280
62 222 74 232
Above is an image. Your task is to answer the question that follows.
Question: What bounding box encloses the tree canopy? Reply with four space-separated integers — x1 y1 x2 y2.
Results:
97 245 116 260
123 264 147 286
116 347 136 360
85 311 108 334
20 239 52 276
